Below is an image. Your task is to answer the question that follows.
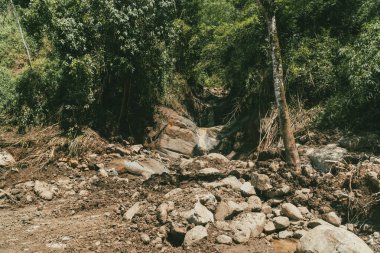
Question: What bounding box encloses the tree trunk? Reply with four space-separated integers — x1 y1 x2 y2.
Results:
9 0 32 68
118 80 129 132
257 0 301 171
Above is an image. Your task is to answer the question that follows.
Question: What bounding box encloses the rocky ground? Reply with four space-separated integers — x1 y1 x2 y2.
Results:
1 126 380 252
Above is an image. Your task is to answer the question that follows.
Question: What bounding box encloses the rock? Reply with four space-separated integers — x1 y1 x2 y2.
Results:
298 225 373 253
215 221 231 231
279 230 294 239
198 193 217 211
108 158 170 180
123 202 141 221
231 212 266 243
0 151 15 167
34 181 58 201
186 202 214 225
261 204 272 214
240 182 256 197
157 202 174 224
203 176 243 190
247 196 262 211
197 168 222 177
294 229 307 239
215 201 244 221
367 171 380 190
281 203 303 221
324 212 342 227
252 173 272 191
216 235 233 245
197 127 223 155
140 233 151 244
149 107 200 157
307 219 332 229
264 222 276 234
130 144 143 154
273 216 290 230
164 188 183 199
232 222 251 244
206 153 229 163
307 144 347 172
98 168 108 178
183 226 208 246
266 184 291 198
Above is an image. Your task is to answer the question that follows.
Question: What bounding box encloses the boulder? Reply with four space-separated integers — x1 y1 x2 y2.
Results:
307 144 347 172
231 213 266 243
297 225 373 253
216 235 233 245
183 226 208 246
323 212 342 227
281 203 303 221
0 151 15 167
215 201 245 221
186 202 214 225
240 182 256 197
148 107 223 157
247 196 262 211
251 173 272 191
34 181 58 201
273 216 290 230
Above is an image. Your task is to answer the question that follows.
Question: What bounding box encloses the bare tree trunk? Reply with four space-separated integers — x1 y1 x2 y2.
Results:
118 80 129 132
9 0 32 68
257 0 301 171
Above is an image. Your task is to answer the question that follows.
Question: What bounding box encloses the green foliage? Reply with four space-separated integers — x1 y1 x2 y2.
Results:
285 34 340 106
0 67 16 118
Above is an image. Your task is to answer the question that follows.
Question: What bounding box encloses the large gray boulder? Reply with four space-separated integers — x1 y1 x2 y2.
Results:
307 144 347 172
297 225 373 253
147 107 223 157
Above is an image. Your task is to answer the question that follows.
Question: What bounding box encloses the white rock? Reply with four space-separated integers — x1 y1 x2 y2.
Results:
203 176 243 190
98 168 109 178
298 225 373 253
281 203 303 220
215 201 244 221
0 151 15 167
247 196 262 211
279 230 293 239
231 212 266 243
197 168 222 177
240 182 256 197
264 221 276 234
273 216 290 230
123 202 141 221
186 202 214 225
34 181 58 201
324 212 342 226
216 235 232 245
183 226 208 246
140 233 151 244
206 153 229 163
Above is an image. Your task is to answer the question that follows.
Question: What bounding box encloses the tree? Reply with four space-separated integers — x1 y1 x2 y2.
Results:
257 0 301 171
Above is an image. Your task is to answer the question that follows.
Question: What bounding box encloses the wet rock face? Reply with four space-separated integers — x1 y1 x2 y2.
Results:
298 225 374 253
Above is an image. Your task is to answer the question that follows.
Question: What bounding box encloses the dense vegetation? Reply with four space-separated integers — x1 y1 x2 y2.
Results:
0 0 379 138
